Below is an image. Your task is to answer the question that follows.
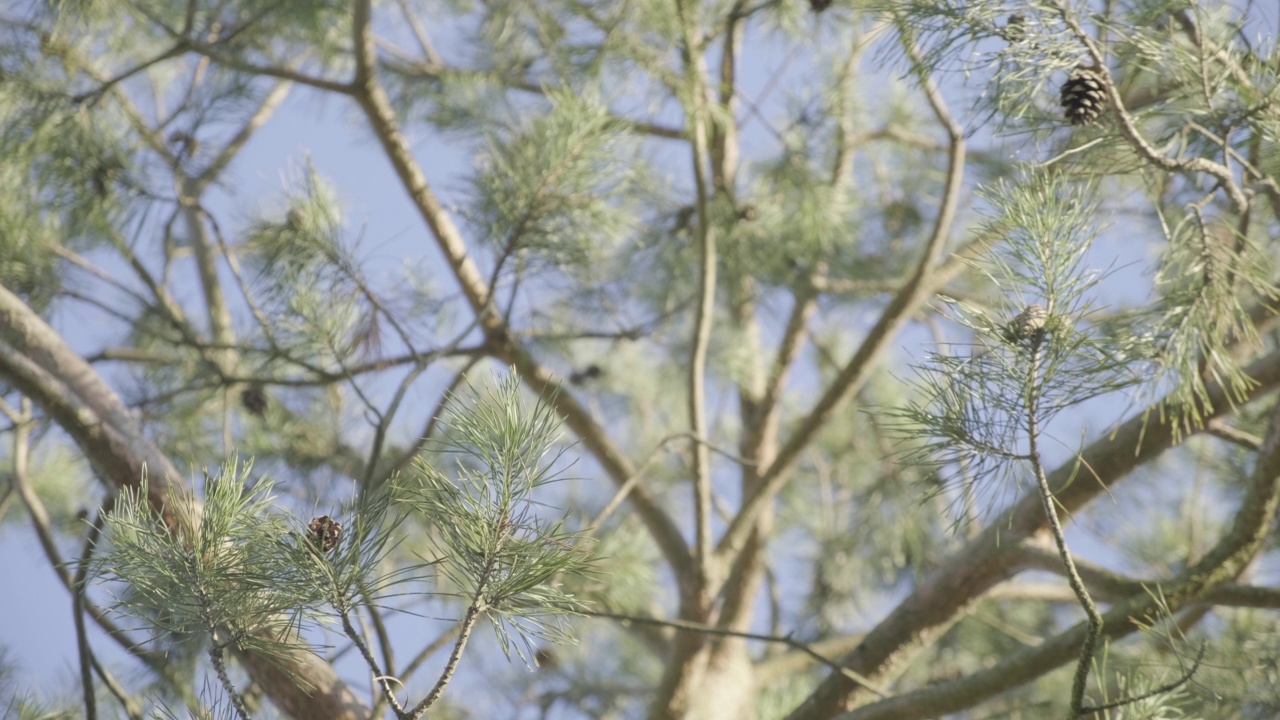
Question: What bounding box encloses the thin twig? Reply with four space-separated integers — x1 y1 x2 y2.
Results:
74 507 102 720
0 484 15 524
398 623 463 680
71 44 186 104
396 0 443 65
369 356 483 496
756 292 816 441
1205 419 1263 450
366 604 396 697
589 432 755 535
340 609 407 717
195 585 252 720
1023 332 1100 717
205 212 278 350
73 501 144 720
1081 642 1207 714
146 20 354 94
360 361 431 488
13 406 105 720
579 609 890 699
405 527 506 718
194 80 292 188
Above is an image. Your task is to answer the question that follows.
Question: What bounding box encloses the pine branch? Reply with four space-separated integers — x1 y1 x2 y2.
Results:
202 616 252 720
1079 642 1206 716
147 21 354 95
385 58 685 140
398 624 462 682
1011 541 1280 609
1022 332 1100 717
646 4 725 712
70 44 187 105
364 357 481 497
785 347 1280 720
347 0 691 580
674 0 720 598
406 524 508 719
581 609 890 699
755 633 869 679
340 609 407 718
833 392 1280 720
0 286 369 719
1049 0 1248 213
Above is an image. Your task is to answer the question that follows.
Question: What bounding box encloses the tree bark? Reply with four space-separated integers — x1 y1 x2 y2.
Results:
0 283 368 719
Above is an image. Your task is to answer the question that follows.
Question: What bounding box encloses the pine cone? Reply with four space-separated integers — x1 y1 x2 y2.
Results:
809 0 833 12
307 515 342 553
569 364 603 386
1006 304 1050 343
240 385 267 417
1001 13 1027 42
1060 68 1107 126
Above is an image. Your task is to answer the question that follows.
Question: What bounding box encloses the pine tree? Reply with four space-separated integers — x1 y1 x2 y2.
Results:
2 1 1280 719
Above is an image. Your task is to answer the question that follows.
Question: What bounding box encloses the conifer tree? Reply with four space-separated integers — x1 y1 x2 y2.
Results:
2 0 1280 718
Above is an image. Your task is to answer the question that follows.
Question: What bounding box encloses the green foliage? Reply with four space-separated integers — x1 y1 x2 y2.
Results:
83 374 593 711
469 87 640 280
241 164 372 363
279 487 418 615
891 173 1155 498
89 462 324 665
1152 208 1278 432
1193 610 1280 717
737 152 861 287
243 165 347 290
0 445 90 531
1091 669 1196 720
396 372 591 661
0 78 138 309
568 521 660 615
6 0 1280 716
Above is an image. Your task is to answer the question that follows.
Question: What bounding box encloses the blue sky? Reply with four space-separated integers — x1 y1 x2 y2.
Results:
3 6 1271 715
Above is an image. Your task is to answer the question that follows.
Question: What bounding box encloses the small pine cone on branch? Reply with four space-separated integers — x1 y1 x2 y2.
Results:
307 515 342 553
1006 304 1050 343
1060 68 1107 126
808 0 833 12
240 385 268 417
1001 13 1027 42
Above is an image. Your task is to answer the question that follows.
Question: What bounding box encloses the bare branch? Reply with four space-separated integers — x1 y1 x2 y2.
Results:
71 44 187 105
581 609 889 699
720 31 967 562
676 1 719 595
1011 541 1280 609
195 80 292 187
